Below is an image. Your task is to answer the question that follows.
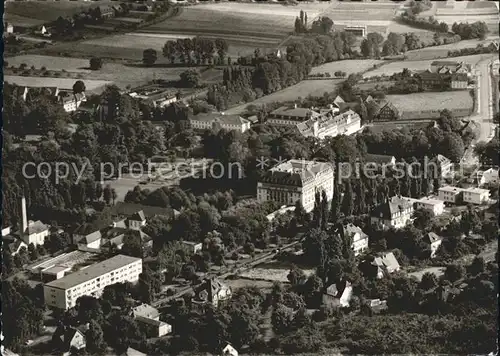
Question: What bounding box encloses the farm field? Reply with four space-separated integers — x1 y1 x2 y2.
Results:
357 80 395 91
6 55 91 73
4 75 112 93
387 91 473 117
404 37 500 61
224 79 343 115
310 59 385 76
5 1 115 27
363 53 497 78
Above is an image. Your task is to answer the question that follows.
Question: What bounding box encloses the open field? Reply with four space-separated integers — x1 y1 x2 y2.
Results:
224 278 274 291
224 79 343 115
364 53 497 78
4 75 112 92
5 1 114 27
434 0 499 34
6 55 91 73
404 37 500 61
5 53 223 89
310 59 385 76
387 91 473 118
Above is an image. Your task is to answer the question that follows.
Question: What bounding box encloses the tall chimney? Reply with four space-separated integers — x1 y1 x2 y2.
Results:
20 197 28 234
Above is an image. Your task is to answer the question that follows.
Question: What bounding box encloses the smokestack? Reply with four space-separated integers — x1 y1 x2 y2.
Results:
21 197 28 234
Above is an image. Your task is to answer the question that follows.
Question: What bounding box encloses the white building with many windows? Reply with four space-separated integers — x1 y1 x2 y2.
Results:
341 223 369 256
462 187 490 205
257 159 334 212
43 255 142 309
438 186 464 204
296 109 362 139
189 113 250 133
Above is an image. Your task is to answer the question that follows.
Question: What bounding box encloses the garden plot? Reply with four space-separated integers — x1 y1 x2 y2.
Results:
238 268 314 283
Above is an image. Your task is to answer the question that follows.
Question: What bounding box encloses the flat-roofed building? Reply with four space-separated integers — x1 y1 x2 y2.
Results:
415 197 445 216
257 159 334 212
462 187 490 205
438 186 464 204
43 254 142 310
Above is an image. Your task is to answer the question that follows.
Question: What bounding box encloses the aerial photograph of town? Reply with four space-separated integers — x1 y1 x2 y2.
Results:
1 0 498 355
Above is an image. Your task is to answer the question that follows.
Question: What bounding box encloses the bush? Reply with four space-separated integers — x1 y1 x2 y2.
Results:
89 57 103 70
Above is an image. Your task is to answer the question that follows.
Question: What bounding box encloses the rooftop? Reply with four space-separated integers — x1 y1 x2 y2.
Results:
42 265 71 275
260 159 333 187
135 316 170 327
439 186 464 193
365 153 395 165
270 106 320 119
372 196 413 218
418 197 444 205
190 113 249 126
463 187 490 194
132 303 159 319
45 254 141 290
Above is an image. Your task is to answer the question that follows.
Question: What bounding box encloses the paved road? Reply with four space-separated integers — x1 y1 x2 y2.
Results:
471 58 497 144
460 57 497 167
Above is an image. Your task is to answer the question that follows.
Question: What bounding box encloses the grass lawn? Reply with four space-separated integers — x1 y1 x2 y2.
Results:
310 59 385 76
4 75 111 92
224 79 343 115
364 53 497 78
5 55 91 73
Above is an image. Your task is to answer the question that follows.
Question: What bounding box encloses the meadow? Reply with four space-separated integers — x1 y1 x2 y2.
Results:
5 1 115 27
224 79 343 115
310 59 385 76
4 75 111 93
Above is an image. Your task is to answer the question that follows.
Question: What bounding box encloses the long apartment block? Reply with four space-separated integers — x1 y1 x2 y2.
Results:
43 254 142 310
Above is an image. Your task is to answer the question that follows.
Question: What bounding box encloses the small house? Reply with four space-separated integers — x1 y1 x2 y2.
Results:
128 210 146 230
424 232 443 258
431 154 453 178
322 280 353 308
181 240 203 254
341 223 369 256
371 252 400 279
220 343 238 356
375 101 400 121
414 197 445 216
195 277 232 307
135 316 172 338
53 325 87 356
479 168 499 186
462 187 490 205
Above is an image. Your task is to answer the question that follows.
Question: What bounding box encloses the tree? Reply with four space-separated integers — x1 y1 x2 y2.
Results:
440 132 465 163
444 264 465 283
413 208 434 230
419 272 438 291
89 57 103 70
73 80 86 94
311 16 334 35
111 188 117 205
468 256 485 276
341 180 354 217
85 320 106 354
142 48 158 66
271 303 293 334
179 70 200 88
121 232 143 258
287 265 306 286
103 185 112 205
